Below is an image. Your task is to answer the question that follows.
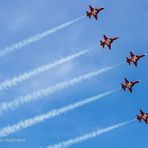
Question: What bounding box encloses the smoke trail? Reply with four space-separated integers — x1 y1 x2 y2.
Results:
0 63 124 114
47 119 136 148
0 46 95 91
0 88 119 137
0 16 85 57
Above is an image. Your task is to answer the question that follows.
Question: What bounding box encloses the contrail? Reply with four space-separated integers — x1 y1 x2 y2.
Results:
0 63 124 114
0 63 123 114
0 88 119 137
46 119 136 148
0 16 85 57
0 46 95 91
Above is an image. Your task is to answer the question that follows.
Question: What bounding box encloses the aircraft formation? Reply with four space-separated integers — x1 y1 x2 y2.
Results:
86 5 147 124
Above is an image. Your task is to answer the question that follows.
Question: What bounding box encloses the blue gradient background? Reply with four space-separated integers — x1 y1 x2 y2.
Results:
0 0 147 148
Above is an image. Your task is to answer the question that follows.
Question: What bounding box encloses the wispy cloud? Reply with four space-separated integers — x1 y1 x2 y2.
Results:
0 88 119 137
0 63 124 114
0 16 85 57
46 119 136 148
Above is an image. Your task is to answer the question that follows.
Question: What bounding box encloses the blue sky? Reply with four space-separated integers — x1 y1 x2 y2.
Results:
0 0 148 148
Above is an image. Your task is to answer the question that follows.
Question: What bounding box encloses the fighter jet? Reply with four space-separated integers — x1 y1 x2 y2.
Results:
100 34 119 50
121 78 140 93
86 5 104 20
126 51 146 67
137 109 148 124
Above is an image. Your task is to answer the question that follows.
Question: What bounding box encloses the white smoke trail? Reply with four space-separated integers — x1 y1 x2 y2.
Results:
0 16 85 57
47 119 136 148
0 63 124 114
0 88 119 137
0 46 95 91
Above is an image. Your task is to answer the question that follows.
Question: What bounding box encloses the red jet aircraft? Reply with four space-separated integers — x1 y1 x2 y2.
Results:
100 35 119 50
86 5 104 20
121 78 140 93
137 110 148 124
126 51 146 67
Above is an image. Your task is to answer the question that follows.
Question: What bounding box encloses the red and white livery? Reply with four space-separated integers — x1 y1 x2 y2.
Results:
121 78 140 93
86 5 104 20
100 34 119 50
137 110 148 124
126 51 146 67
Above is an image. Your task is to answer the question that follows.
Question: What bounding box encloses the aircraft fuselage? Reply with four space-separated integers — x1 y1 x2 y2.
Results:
127 82 132 88
92 9 97 15
105 39 111 45
143 114 148 120
132 56 138 62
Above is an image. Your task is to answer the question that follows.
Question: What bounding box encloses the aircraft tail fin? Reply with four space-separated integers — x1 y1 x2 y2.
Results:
121 83 126 91
86 11 91 18
137 115 141 122
126 57 130 65
100 40 105 48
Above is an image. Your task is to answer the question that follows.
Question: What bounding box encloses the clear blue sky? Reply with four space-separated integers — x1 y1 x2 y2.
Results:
0 0 147 148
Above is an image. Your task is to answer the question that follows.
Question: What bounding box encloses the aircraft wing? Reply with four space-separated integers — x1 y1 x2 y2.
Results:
103 34 108 40
94 15 98 20
144 119 148 124
124 78 129 83
107 44 111 50
130 51 135 57
89 5 94 11
140 109 144 115
128 87 133 93
133 62 137 67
